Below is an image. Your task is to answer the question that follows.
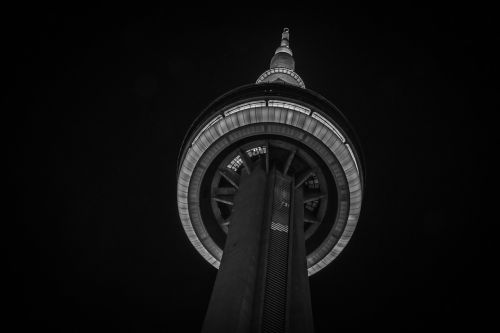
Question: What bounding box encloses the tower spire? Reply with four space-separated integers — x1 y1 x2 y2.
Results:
276 27 292 55
256 28 306 88
281 27 290 45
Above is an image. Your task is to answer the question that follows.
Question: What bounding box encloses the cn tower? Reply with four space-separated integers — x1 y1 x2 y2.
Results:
177 28 364 333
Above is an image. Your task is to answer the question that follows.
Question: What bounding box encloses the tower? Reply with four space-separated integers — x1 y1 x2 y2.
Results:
177 28 364 333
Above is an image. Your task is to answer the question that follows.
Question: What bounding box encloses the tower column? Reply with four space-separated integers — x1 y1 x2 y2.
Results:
202 163 314 333
202 164 269 333
288 187 314 333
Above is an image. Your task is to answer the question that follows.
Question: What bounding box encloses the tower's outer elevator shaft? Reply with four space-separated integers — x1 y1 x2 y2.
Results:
202 164 314 333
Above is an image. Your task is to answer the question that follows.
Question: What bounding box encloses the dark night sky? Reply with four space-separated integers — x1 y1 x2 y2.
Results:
5 4 494 332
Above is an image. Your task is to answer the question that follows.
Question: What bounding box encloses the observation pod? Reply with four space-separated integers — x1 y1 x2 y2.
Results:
176 28 364 333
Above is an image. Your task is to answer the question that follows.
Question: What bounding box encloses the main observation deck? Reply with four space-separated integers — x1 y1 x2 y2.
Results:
177 82 364 276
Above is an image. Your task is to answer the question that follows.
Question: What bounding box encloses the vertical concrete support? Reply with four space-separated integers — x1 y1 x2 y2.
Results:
202 167 314 333
288 187 315 333
202 165 268 333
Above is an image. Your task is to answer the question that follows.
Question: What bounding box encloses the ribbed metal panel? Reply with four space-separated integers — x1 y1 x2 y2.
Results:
262 174 291 333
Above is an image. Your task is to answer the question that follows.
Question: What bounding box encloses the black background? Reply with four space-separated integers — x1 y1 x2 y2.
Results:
6 4 494 332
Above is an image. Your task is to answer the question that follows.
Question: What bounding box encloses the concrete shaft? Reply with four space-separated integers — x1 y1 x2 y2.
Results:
202 164 314 333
